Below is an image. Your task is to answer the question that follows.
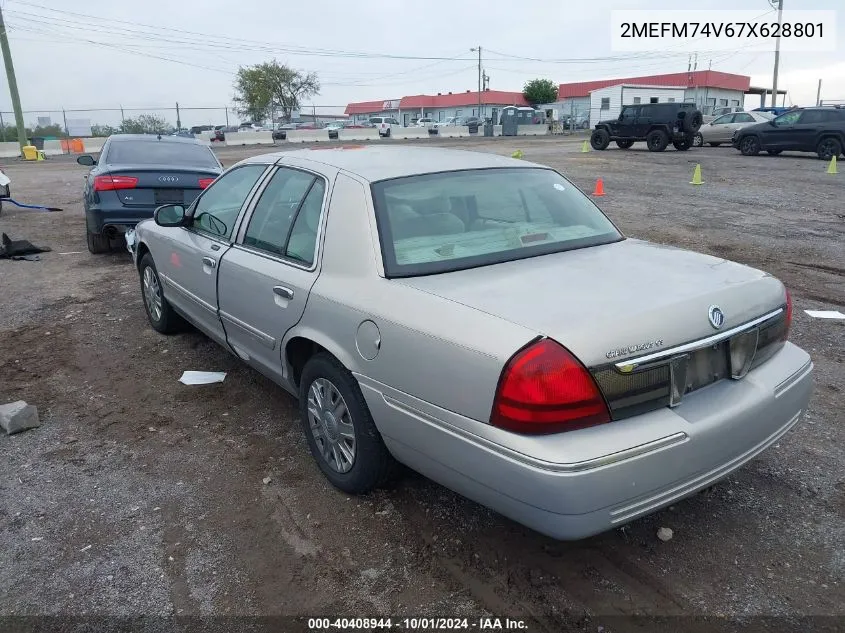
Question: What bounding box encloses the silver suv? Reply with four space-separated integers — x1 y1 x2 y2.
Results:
369 116 399 137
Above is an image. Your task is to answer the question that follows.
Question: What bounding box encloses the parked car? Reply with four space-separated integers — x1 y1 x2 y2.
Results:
703 106 746 123
273 122 300 141
414 118 435 127
693 111 774 147
189 125 214 135
434 117 459 128
732 106 845 159
752 106 792 117
590 103 703 152
77 134 222 254
369 116 399 137
170 129 195 138
129 146 811 541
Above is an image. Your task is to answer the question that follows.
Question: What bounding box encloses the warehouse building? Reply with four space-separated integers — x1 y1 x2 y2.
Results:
345 90 528 126
545 71 753 124
588 84 687 124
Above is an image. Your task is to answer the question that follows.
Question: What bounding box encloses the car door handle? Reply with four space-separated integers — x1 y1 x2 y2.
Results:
273 286 294 300
202 256 216 268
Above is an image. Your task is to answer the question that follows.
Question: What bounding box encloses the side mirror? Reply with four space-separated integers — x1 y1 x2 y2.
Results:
77 155 96 166
769 120 777 126
154 204 187 227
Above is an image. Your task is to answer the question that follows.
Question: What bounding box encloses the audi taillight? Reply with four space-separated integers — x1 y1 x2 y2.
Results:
93 175 138 191
491 339 611 434
782 288 793 341
198 177 215 189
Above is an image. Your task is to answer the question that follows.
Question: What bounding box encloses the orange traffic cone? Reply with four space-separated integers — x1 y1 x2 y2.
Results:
592 178 605 197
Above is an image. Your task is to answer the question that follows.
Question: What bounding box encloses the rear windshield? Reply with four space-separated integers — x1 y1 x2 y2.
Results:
371 168 623 277
106 141 219 168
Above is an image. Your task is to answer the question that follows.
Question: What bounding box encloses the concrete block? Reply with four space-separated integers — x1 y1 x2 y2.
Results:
285 129 330 143
517 124 548 136
224 131 274 146
390 127 431 140
337 128 379 141
42 140 64 156
83 138 105 153
437 126 470 138
0 142 21 158
0 401 40 435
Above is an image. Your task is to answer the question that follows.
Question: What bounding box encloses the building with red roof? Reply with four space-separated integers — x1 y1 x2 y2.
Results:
345 89 529 126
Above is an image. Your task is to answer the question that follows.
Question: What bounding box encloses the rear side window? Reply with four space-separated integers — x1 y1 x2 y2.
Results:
798 110 840 124
371 168 623 277
107 141 219 168
243 168 317 256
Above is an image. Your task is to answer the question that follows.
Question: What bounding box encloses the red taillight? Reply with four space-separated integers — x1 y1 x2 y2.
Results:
93 175 137 191
198 177 215 189
783 288 793 340
491 339 611 434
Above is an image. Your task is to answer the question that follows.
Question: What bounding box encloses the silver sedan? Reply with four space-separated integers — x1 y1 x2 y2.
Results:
694 111 774 147
129 146 813 540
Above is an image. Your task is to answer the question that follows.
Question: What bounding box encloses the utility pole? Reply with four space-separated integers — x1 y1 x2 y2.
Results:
176 102 181 130
815 78 822 106
471 46 482 118
0 5 29 153
770 0 784 107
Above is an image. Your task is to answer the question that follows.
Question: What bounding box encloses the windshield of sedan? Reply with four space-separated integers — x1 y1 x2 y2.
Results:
371 168 623 277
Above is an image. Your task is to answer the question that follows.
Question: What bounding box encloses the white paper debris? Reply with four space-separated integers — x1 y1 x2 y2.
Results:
804 310 845 320
657 527 674 542
125 229 137 253
178 371 227 385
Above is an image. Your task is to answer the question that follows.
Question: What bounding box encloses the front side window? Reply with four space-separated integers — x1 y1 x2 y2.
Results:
712 114 734 125
733 113 754 123
773 110 802 126
243 168 317 255
371 168 623 277
191 165 267 239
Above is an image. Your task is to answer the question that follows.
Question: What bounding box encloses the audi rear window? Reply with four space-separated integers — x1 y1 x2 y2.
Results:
106 141 219 168
371 168 624 277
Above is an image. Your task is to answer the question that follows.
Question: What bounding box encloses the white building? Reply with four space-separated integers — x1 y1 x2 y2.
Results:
589 84 687 124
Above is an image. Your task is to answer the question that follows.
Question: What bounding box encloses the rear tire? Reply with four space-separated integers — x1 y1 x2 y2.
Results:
646 129 669 152
299 353 395 494
139 253 183 334
615 139 634 149
590 129 610 150
817 137 842 161
86 230 111 254
740 135 761 156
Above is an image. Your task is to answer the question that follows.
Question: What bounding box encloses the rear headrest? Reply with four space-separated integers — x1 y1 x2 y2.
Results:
415 196 450 215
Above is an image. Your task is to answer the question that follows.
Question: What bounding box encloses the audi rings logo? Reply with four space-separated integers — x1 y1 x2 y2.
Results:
708 305 725 330
158 176 179 183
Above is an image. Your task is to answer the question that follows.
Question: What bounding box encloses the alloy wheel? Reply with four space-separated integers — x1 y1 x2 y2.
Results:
307 377 356 473
142 266 163 322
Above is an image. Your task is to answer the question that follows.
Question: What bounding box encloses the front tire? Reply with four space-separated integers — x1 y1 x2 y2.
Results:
615 139 634 149
646 129 669 152
86 229 111 254
740 135 761 156
139 253 183 334
817 137 842 161
299 353 394 494
590 129 610 150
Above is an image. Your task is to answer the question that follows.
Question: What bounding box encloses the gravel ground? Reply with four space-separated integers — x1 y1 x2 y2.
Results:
0 136 842 633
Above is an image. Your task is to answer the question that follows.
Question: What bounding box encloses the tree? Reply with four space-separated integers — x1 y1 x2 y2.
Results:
523 79 558 106
234 60 320 123
91 124 118 137
120 114 170 134
25 123 68 138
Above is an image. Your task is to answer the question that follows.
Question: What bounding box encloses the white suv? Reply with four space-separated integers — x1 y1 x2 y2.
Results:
369 116 399 137
415 118 435 128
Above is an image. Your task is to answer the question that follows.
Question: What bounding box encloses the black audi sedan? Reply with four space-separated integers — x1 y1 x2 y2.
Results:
77 134 223 253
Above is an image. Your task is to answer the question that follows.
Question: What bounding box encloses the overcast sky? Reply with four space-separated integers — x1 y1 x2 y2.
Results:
1 0 843 127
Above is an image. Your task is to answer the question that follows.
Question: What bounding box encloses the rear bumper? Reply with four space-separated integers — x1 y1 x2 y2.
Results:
86 206 157 234
358 342 813 540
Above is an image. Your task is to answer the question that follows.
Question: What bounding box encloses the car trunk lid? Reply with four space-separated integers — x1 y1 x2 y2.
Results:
103 165 220 207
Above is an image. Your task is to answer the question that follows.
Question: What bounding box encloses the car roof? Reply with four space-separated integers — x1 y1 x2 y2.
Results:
107 133 205 145
238 146 546 181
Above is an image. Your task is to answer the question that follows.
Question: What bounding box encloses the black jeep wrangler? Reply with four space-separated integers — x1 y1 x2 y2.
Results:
590 103 704 152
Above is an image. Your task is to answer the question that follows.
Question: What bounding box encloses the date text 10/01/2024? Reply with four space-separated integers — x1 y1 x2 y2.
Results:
307 618 529 630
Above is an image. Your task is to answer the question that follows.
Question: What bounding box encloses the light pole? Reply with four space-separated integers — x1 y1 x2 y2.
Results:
470 47 482 118
770 0 784 107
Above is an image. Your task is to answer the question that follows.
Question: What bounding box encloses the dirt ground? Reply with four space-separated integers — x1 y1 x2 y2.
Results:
0 136 842 633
